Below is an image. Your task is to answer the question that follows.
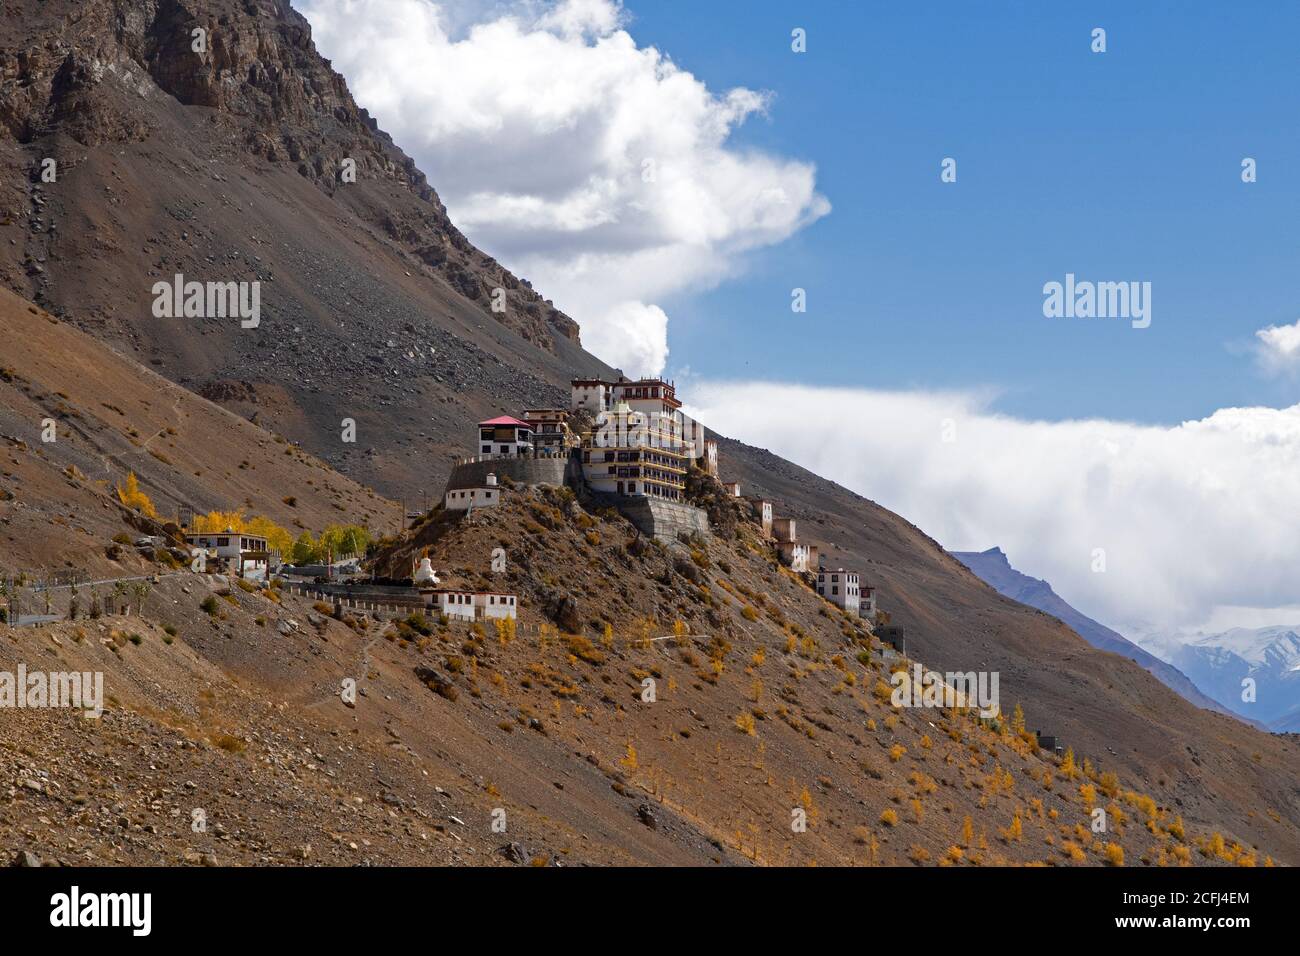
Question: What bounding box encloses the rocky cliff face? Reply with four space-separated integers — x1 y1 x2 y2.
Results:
0 0 579 348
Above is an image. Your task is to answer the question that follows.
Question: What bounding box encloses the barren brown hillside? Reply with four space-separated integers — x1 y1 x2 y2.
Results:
0 285 391 576
2 480 1284 866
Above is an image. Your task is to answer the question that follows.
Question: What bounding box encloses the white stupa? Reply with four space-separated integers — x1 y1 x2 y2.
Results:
413 557 440 587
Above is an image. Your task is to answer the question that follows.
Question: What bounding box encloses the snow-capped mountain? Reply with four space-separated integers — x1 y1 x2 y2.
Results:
1136 626 1300 731
949 547 1245 724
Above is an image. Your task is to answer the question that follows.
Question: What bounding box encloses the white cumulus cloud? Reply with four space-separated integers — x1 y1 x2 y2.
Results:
1255 318 1300 375
299 0 830 375
686 381 1300 634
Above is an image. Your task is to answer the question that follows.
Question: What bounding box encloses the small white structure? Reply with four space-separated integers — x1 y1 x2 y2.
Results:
703 440 719 477
430 589 517 621
445 474 501 511
772 517 797 543
722 481 741 497
747 498 773 537
413 557 440 586
185 529 269 581
780 542 815 573
816 568 861 614
571 379 611 414
859 584 877 620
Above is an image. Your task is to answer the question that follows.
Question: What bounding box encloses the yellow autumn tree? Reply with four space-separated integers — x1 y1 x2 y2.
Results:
116 472 158 518
191 509 293 557
1060 747 1078 779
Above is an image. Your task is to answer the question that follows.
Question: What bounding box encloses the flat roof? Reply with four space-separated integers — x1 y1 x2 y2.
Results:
186 531 267 541
429 589 516 597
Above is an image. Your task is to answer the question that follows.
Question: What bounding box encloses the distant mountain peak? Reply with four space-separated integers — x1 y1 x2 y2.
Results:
950 547 1253 727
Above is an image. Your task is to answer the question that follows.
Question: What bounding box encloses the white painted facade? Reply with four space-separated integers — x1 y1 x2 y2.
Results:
859 585 877 620
477 417 534 458
581 404 689 500
571 378 706 463
185 531 270 581
780 542 814 573
431 590 518 621
444 474 501 511
570 380 611 413
816 568 861 614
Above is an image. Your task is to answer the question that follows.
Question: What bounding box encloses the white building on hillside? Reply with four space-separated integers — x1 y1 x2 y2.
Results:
445 474 501 511
430 589 517 621
571 377 706 464
184 530 270 581
703 439 719 476
571 379 611 414
581 404 689 501
859 583 877 620
816 568 861 614
772 516 818 571
781 542 817 573
477 416 534 458
746 498 773 537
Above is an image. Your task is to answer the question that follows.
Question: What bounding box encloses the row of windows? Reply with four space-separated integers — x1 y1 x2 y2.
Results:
441 593 516 606
603 465 685 486
448 490 495 500
615 385 670 400
613 480 682 500
190 536 266 550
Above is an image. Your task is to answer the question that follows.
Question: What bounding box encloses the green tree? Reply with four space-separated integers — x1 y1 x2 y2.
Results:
290 532 319 565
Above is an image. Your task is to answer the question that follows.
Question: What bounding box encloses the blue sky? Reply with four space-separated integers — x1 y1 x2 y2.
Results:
624 0 1300 424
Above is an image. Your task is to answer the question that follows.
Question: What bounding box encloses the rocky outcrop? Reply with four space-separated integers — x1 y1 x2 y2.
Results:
0 0 580 348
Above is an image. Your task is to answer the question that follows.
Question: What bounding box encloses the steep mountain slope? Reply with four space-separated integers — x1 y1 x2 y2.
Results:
12 475 1267 869
0 0 612 497
0 285 391 579
1138 626 1300 731
710 437 1300 858
1 0 1297 865
949 546 1242 724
